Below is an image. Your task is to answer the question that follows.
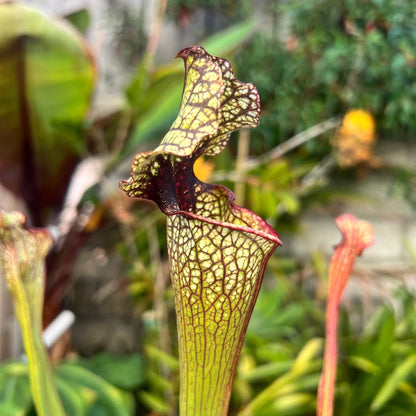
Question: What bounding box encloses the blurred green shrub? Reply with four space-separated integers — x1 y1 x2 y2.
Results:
235 0 416 154
230 265 416 416
166 0 251 28
0 356 140 416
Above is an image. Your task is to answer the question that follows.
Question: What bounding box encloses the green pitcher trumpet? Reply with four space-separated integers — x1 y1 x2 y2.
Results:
120 46 282 415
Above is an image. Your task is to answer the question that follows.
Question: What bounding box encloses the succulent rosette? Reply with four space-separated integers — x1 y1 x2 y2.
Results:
120 46 281 415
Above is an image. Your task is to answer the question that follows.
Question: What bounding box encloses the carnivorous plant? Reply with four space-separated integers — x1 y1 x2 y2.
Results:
0 210 65 416
317 214 375 416
120 46 282 415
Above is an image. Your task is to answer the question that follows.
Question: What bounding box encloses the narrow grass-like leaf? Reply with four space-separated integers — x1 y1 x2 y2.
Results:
54 377 91 416
272 393 315 415
370 354 416 412
238 339 321 416
55 363 134 416
138 390 170 414
293 338 323 373
347 355 380 376
243 361 294 382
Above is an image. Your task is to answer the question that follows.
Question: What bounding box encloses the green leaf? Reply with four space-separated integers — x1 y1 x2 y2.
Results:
292 338 322 373
64 9 91 34
145 345 179 371
0 359 137 416
138 391 169 414
0 361 32 416
361 307 396 366
370 354 416 412
55 377 92 416
125 77 183 154
347 355 380 376
201 20 256 57
78 353 146 391
243 361 294 383
55 363 134 416
272 393 315 415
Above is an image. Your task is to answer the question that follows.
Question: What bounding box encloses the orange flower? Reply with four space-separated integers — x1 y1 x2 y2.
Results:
333 110 376 167
317 214 375 416
193 156 214 182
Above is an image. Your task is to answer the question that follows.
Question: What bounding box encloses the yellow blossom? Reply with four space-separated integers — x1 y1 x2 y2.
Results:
333 109 376 167
193 156 214 182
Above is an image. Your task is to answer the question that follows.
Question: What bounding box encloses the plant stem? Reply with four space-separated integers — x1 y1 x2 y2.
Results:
212 117 340 183
0 212 65 416
16 286 65 416
245 117 340 170
144 0 168 73
317 298 338 416
235 129 250 205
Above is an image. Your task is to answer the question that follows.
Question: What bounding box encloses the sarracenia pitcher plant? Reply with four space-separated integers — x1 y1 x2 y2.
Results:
317 214 375 416
0 210 65 416
120 46 282 415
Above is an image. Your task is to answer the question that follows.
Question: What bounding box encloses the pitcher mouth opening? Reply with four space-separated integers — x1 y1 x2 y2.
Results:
120 150 282 247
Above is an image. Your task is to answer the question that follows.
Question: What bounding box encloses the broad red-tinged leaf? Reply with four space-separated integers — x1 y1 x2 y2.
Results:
0 2 95 224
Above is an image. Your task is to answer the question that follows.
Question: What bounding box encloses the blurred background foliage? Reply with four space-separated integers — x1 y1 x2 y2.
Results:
0 2 96 226
0 0 416 415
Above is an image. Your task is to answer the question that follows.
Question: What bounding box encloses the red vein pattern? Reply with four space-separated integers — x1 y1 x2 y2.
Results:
120 46 281 415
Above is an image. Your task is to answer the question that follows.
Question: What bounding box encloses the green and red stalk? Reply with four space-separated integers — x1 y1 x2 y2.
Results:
120 46 281 415
0 211 65 416
317 214 375 416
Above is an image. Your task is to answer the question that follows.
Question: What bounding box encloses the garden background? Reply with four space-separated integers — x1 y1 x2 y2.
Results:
1 0 416 415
